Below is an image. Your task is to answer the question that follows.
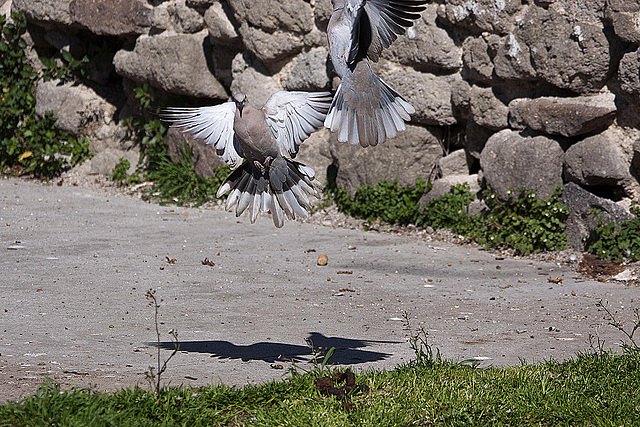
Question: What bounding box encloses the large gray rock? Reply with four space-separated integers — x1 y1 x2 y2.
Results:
382 13 462 73
619 49 640 96
605 0 640 44
13 0 153 36
480 129 564 200
294 128 332 188
167 1 205 34
564 133 631 188
560 182 634 250
437 0 525 35
228 0 313 69
35 79 129 153
35 79 115 136
69 0 152 37
230 52 283 107
515 5 611 94
379 65 458 126
113 31 228 100
438 149 469 176
422 174 480 202
469 85 509 130
330 125 443 195
462 36 494 83
236 24 306 69
89 148 139 176
282 47 330 91
508 93 617 137
492 33 537 81
205 2 242 47
12 0 74 26
227 0 313 33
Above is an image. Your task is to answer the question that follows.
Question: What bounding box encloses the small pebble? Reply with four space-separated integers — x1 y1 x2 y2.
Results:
317 254 328 266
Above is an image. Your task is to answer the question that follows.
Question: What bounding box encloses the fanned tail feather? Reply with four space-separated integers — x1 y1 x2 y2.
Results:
216 158 321 228
324 74 414 147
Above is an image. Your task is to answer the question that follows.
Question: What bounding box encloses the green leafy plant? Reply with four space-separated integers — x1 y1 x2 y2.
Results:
416 183 484 238
122 84 230 206
332 178 429 225
0 12 91 178
123 84 169 172
587 207 640 262
146 143 230 207
110 157 142 186
331 180 568 255
41 48 89 82
111 157 130 184
481 187 568 254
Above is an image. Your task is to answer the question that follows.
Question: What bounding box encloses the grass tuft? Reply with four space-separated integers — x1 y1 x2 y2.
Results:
1 350 638 426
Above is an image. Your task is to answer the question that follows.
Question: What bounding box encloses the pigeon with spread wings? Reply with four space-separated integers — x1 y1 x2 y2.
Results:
162 91 331 227
325 0 427 147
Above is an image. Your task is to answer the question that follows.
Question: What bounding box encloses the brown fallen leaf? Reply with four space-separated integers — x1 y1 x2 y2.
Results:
579 254 625 279
202 258 215 266
165 256 177 264
270 364 283 370
547 277 563 284
338 288 355 292
336 270 353 275
315 368 369 405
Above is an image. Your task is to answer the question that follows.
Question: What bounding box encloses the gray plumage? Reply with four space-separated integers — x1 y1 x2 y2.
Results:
161 91 331 227
325 0 427 147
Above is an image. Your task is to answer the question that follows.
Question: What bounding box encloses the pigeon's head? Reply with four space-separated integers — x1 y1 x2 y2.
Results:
233 92 247 116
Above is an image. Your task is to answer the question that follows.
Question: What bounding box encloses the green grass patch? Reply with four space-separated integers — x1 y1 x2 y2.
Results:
1 350 638 426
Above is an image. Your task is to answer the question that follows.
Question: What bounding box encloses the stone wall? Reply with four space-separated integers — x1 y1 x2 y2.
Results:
7 0 640 248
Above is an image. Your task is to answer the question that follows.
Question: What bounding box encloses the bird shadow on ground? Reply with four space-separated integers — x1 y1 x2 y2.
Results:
152 332 401 364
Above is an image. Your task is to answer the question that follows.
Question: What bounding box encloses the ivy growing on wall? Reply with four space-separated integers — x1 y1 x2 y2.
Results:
0 13 91 178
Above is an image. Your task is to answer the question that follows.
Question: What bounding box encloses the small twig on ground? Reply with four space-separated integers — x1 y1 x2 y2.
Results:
596 299 640 351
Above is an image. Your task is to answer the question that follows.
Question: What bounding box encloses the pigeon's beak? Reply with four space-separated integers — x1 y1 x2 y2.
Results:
235 100 244 117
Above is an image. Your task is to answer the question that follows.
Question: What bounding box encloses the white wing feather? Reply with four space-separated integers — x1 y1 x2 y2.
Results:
262 91 332 158
161 102 244 169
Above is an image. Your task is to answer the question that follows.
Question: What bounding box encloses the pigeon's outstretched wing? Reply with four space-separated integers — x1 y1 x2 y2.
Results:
347 0 427 64
161 102 244 169
262 91 332 158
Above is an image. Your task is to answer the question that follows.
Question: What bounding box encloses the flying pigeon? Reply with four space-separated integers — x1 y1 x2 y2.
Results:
325 0 427 147
161 91 332 227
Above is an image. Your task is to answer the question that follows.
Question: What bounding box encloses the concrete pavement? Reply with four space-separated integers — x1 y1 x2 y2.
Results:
0 177 637 402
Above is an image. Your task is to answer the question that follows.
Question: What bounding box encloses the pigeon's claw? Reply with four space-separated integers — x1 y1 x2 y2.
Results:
253 160 266 174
